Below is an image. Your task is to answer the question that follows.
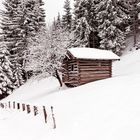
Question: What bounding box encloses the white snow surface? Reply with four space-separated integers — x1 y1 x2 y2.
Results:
68 47 120 60
1 50 140 140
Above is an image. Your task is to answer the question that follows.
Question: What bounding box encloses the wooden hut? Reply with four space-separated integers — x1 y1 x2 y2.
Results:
62 48 120 87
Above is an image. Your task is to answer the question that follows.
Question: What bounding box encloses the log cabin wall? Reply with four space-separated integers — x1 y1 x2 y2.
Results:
62 59 79 87
62 58 112 87
78 59 112 85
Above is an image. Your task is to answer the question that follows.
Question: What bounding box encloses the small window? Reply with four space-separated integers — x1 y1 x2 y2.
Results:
71 65 74 71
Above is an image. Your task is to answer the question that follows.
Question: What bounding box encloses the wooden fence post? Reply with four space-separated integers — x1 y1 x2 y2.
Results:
4 103 7 109
22 104 26 111
33 106 38 116
8 101 11 108
17 103 20 110
13 102 15 109
51 106 56 129
0 103 4 108
27 105 31 114
43 106 47 123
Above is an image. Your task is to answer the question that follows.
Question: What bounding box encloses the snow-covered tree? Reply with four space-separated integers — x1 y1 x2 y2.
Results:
0 0 26 88
1 0 46 64
1 0 46 85
0 45 15 97
54 13 62 30
62 0 72 31
72 0 99 48
25 27 71 86
126 0 140 48
96 0 129 55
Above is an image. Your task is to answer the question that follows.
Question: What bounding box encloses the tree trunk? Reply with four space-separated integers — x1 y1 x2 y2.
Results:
55 69 63 87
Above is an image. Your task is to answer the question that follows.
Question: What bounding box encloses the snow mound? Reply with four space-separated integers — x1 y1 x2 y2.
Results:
3 76 60 103
113 50 140 76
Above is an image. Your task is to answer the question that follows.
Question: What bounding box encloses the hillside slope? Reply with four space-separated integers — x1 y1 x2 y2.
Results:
1 50 140 140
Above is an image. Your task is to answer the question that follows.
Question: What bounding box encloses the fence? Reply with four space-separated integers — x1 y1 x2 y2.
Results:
0 101 56 129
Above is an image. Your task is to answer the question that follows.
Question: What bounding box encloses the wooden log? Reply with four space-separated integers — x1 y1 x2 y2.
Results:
22 104 26 111
0 103 4 108
68 71 79 74
26 105 31 114
80 66 111 69
43 106 47 123
8 101 10 108
51 106 56 129
80 73 110 77
80 67 110 71
33 106 38 116
68 65 77 68
79 59 111 63
13 102 15 109
80 76 109 82
17 103 20 110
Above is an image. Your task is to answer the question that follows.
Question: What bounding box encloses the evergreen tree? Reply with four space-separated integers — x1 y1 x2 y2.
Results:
72 0 99 48
1 0 46 65
1 0 46 83
55 12 62 30
1 0 26 86
96 0 128 55
0 46 15 97
126 0 140 47
62 0 72 31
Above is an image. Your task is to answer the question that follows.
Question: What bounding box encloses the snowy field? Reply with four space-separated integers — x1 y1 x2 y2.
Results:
1 50 140 140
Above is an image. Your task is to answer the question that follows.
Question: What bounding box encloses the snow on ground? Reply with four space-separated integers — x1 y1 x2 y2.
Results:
1 50 140 140
3 76 60 103
113 50 140 76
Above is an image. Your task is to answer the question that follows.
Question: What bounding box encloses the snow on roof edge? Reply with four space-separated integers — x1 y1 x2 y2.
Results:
67 48 120 60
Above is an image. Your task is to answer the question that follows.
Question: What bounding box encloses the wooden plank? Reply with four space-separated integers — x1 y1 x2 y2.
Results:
68 71 79 74
68 73 78 76
79 66 111 69
68 62 77 65
79 63 99 66
81 73 110 76
80 75 110 79
77 59 81 86
80 69 110 72
80 78 109 83
79 60 111 63
68 65 77 68
80 68 110 71
80 72 110 75
80 77 110 82
81 75 110 79
68 68 78 71
110 61 112 77
79 59 111 62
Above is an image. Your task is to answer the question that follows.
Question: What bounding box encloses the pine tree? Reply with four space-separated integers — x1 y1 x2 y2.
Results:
62 0 72 31
1 0 46 82
72 0 99 48
0 46 15 97
96 0 129 55
0 0 26 86
126 0 140 48
55 13 62 30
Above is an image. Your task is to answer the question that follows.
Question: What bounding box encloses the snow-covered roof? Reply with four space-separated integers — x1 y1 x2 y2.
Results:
68 48 120 60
